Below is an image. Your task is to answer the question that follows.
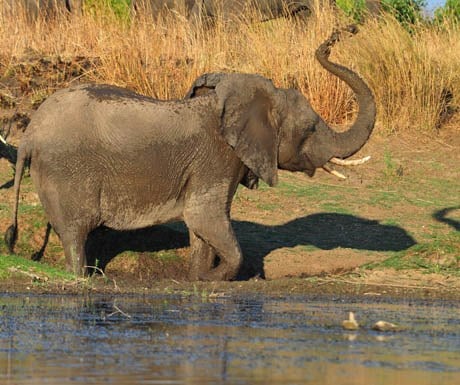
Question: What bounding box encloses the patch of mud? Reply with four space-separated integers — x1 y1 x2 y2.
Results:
1 272 459 301
263 248 384 279
0 49 98 142
105 249 190 283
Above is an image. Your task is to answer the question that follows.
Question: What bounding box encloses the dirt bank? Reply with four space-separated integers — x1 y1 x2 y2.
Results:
0 52 459 299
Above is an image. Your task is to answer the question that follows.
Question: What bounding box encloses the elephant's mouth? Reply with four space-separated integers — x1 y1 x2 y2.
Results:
322 156 372 179
304 167 315 177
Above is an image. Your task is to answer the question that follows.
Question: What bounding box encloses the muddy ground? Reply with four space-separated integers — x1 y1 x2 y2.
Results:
0 53 459 300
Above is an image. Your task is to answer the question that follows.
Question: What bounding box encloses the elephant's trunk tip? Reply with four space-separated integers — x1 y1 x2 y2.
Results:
316 24 359 60
344 24 359 36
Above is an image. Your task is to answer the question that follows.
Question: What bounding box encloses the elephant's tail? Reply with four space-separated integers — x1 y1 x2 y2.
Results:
4 141 31 253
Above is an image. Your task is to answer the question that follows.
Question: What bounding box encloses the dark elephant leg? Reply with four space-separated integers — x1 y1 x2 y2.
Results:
184 211 242 281
188 231 216 281
34 178 99 276
240 169 259 189
31 222 52 261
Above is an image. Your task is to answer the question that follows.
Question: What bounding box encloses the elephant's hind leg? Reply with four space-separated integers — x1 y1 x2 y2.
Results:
37 185 94 276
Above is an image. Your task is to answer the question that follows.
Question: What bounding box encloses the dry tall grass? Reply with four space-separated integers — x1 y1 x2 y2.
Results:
0 1 458 133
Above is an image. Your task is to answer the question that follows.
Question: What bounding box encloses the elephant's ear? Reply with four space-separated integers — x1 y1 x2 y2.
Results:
184 73 228 98
214 75 280 187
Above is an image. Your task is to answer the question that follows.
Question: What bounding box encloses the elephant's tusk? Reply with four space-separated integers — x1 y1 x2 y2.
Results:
322 165 347 179
0 134 7 145
329 156 371 166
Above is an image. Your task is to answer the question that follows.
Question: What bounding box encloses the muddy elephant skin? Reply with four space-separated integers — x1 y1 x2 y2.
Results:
130 0 195 17
132 0 332 22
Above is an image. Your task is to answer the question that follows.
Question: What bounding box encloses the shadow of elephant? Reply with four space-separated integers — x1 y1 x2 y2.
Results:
83 213 416 279
433 207 460 231
0 179 14 189
234 213 416 278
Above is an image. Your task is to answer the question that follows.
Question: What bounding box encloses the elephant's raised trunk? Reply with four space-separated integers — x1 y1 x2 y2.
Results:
315 26 376 160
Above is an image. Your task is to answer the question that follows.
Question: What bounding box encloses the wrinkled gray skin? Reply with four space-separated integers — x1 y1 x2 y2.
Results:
189 0 327 24
3 0 338 23
131 0 329 22
131 0 195 17
5 28 376 281
2 0 82 20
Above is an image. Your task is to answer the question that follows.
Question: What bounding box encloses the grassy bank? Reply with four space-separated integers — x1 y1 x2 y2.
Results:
0 2 458 133
0 131 459 289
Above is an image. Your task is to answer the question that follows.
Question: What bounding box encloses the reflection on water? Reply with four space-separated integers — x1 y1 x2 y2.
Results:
0 294 459 384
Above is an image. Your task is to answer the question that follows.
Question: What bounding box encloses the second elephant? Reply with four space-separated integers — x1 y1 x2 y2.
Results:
131 0 333 23
2 0 83 20
189 0 319 23
130 0 195 17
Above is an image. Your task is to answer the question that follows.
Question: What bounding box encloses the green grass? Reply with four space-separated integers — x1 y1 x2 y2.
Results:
381 218 401 226
119 249 181 262
368 191 404 208
319 202 353 215
18 203 43 215
0 203 9 213
257 203 281 211
277 180 330 199
84 0 132 23
382 149 404 181
154 250 181 262
295 245 321 253
363 231 460 275
0 253 74 280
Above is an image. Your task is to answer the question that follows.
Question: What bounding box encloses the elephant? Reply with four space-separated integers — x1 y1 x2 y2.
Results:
188 0 318 24
1 1 82 20
188 1 383 25
131 0 195 17
5 26 376 281
130 1 332 24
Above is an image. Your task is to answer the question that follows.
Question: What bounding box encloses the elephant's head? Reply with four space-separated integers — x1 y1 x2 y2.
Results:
185 27 376 185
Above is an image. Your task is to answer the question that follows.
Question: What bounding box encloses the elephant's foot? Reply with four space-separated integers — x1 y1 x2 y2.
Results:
61 228 90 277
198 262 240 282
188 232 216 281
184 209 242 281
188 257 215 281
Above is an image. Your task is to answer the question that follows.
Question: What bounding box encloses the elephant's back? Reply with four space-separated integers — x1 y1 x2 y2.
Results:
27 84 155 142
25 83 221 174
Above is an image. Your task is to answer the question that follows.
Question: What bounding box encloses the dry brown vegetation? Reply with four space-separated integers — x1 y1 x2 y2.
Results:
1 1 459 134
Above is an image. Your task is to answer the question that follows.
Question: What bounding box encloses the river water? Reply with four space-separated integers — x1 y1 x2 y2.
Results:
0 293 459 384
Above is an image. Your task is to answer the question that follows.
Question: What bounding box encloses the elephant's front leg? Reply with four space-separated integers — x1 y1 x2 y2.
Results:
188 231 216 281
184 210 243 281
